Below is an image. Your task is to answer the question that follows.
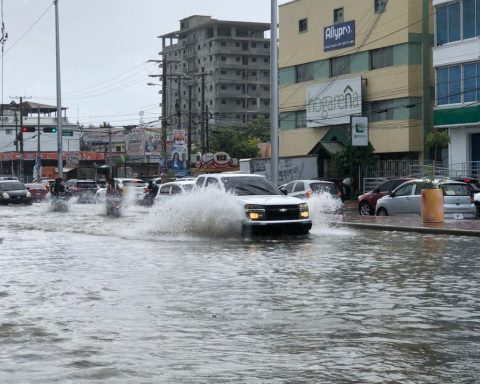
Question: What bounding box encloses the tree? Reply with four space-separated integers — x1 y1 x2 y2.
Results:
209 117 270 158
210 126 261 159
425 130 450 165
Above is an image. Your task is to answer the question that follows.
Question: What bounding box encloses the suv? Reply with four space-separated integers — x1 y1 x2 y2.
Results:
357 178 413 216
0 180 32 205
65 179 98 203
195 173 312 236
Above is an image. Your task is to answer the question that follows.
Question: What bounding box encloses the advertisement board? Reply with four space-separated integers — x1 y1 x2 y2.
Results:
306 77 362 127
324 20 355 51
351 116 369 146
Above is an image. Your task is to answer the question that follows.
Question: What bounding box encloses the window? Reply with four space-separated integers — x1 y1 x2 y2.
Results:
295 62 314 83
374 0 387 13
370 46 393 70
295 110 307 128
370 100 394 122
331 55 351 76
436 2 461 45
334 8 344 23
437 63 480 105
299 18 308 33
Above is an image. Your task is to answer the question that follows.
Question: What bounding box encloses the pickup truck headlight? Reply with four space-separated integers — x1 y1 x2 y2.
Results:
299 203 309 218
2 192 9 199
245 204 265 220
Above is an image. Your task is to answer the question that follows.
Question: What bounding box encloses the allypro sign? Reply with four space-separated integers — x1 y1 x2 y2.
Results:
324 20 355 51
306 77 362 127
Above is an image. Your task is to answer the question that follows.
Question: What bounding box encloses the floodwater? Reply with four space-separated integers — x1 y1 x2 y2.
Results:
1 192 479 383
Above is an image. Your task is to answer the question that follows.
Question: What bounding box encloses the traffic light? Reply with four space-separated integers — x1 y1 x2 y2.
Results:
43 127 57 133
21 126 35 133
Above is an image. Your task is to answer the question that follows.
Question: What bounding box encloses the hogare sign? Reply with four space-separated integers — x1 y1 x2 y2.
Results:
324 20 355 51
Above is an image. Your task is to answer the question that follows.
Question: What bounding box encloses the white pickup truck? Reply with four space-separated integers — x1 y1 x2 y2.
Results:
194 173 312 236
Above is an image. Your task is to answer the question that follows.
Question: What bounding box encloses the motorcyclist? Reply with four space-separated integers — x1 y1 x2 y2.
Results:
106 178 122 197
50 177 65 197
144 181 159 205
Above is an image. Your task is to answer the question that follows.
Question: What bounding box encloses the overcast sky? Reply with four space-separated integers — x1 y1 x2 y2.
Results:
2 0 289 127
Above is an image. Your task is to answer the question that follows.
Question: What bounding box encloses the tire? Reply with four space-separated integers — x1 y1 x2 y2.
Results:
358 202 373 216
376 207 389 216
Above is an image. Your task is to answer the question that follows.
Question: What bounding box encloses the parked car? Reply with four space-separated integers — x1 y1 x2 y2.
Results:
195 173 312 235
0 180 32 205
279 179 343 201
24 182 49 202
375 179 476 219
357 178 413 216
155 180 195 202
64 179 98 203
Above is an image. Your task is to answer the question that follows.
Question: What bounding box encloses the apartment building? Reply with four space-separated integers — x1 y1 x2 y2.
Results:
278 0 433 174
159 15 271 152
433 0 480 174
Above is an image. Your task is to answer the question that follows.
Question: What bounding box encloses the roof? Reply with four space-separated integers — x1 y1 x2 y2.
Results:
22 101 67 112
159 18 270 39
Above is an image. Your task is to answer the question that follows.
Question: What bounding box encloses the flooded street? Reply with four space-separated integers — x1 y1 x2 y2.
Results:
1 197 480 383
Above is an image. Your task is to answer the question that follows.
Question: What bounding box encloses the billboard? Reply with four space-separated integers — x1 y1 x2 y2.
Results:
324 20 355 52
306 76 362 127
351 116 369 146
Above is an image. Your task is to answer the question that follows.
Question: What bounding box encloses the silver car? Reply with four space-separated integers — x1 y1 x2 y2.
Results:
375 179 476 219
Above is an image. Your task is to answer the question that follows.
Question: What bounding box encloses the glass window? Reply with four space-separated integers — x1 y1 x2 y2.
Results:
448 2 461 43
295 63 313 83
374 0 387 13
464 0 476 39
437 67 449 105
370 46 393 70
436 5 448 45
464 63 477 102
299 18 308 33
334 8 344 23
331 55 351 77
449 65 461 104
295 110 307 128
395 183 414 197
293 182 304 192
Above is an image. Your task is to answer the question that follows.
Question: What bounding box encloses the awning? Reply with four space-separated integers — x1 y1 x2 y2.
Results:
54 167 76 173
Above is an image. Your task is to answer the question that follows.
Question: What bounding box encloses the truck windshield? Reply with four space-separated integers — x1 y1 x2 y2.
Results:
221 176 281 196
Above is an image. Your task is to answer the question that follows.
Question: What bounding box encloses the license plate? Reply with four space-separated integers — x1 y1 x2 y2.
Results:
453 213 464 219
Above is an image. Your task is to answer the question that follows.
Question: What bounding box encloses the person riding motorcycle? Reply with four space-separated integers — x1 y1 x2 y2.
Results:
144 181 159 205
50 177 66 197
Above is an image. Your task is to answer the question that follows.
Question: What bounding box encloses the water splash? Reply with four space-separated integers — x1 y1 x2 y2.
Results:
140 188 245 238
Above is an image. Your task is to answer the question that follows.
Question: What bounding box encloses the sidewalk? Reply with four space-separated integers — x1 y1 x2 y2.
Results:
338 200 480 237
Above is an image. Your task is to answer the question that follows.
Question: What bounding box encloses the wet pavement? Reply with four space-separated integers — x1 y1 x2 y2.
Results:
340 200 480 237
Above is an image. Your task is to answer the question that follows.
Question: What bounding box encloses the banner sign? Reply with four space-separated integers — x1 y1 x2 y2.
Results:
306 76 362 127
324 20 355 52
351 116 369 146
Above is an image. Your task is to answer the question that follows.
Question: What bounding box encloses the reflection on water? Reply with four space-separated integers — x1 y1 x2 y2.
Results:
0 200 479 383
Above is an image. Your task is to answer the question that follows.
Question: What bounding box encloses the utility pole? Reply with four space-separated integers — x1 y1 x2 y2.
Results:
270 0 279 186
54 0 63 179
200 67 206 152
108 125 112 177
188 84 192 171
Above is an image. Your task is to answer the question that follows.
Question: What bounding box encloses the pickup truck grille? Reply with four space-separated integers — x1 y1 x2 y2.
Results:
264 205 299 221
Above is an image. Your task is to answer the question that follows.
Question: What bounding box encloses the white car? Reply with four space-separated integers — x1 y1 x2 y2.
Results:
155 180 195 202
194 173 312 235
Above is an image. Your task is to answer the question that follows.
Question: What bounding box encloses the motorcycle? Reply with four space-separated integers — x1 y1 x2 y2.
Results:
50 192 69 212
106 196 122 217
